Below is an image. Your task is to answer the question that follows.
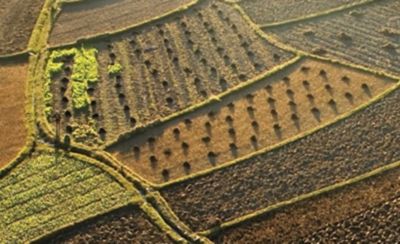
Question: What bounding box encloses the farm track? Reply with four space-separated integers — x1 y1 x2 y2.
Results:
50 0 294 145
161 85 400 231
263 0 400 77
49 0 195 46
0 0 44 55
37 205 174 243
107 57 396 184
211 167 400 243
238 0 365 25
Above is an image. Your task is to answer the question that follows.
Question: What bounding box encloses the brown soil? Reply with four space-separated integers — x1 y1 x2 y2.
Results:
302 196 400 243
264 0 400 76
239 0 363 24
0 0 44 55
211 168 400 243
49 0 194 46
108 58 395 184
0 58 28 168
38 205 173 244
160 84 400 232
51 0 293 146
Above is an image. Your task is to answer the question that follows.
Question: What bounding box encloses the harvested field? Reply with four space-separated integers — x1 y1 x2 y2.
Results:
161 86 400 232
48 0 293 145
38 205 173 243
0 152 135 243
0 0 44 55
0 58 28 168
238 0 364 25
264 0 400 76
49 0 195 46
212 168 400 243
302 196 400 243
107 57 395 184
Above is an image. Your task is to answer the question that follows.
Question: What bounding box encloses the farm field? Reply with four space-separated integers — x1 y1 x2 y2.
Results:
161 86 400 231
38 205 173 243
0 151 136 243
0 0 44 55
238 0 365 25
49 0 195 46
302 196 400 243
107 57 395 184
1 0 400 242
47 0 294 146
212 167 400 243
263 0 400 76
0 58 28 168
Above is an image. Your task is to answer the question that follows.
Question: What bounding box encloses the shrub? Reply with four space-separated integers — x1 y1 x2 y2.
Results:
108 62 123 76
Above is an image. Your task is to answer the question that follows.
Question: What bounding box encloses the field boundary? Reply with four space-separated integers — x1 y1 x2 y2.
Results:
0 51 30 60
199 159 400 237
48 0 201 50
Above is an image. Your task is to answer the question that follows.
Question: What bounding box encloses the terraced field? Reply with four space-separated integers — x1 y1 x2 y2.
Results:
47 0 294 145
264 0 400 76
212 167 400 243
108 57 395 183
161 87 400 231
238 0 365 25
0 58 28 167
38 205 174 243
49 0 196 46
0 0 44 55
1 0 400 242
0 151 136 242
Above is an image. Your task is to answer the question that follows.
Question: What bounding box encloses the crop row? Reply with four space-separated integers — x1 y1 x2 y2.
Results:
161 83 400 231
108 57 395 184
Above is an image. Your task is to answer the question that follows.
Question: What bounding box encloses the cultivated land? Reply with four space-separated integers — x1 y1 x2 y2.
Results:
0 0 44 55
108 57 395 184
264 0 400 76
39 205 173 243
238 0 365 25
49 0 195 46
161 87 400 231
1 0 400 241
48 0 293 146
212 168 400 243
0 58 28 168
0 151 135 243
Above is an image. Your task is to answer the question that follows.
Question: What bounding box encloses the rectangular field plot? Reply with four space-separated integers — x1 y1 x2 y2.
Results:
36 205 173 243
238 0 364 25
0 58 28 168
48 0 294 146
0 0 44 55
49 0 195 46
0 152 135 243
161 86 400 232
264 0 400 76
107 58 395 184
212 168 400 243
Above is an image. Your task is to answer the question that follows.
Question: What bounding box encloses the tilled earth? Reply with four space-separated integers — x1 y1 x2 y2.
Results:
212 168 400 243
161 87 400 231
40 206 173 243
301 197 400 243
